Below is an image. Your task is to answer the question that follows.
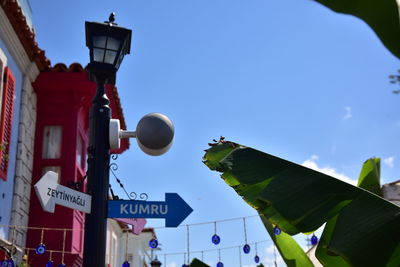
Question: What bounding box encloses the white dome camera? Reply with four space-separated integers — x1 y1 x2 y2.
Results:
109 113 174 156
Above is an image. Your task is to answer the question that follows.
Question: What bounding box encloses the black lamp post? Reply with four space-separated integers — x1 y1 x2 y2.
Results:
83 13 132 267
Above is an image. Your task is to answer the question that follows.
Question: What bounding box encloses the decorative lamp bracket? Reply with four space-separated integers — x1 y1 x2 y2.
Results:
109 119 135 149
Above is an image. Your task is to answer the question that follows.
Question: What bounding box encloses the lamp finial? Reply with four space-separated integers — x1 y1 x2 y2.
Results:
105 12 117 25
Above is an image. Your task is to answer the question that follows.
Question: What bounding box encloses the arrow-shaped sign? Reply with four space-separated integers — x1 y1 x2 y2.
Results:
34 171 92 213
108 193 193 227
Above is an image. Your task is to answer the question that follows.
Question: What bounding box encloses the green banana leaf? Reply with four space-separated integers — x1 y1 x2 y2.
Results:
315 157 381 266
313 0 400 59
356 158 382 196
203 140 400 266
260 214 314 267
204 140 314 266
190 258 210 267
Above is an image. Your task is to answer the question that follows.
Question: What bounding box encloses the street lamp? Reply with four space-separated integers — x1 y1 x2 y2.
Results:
83 13 174 267
83 13 131 267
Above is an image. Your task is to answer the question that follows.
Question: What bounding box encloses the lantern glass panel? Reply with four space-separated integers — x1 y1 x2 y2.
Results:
106 37 121 50
93 36 107 48
104 50 118 64
93 48 105 62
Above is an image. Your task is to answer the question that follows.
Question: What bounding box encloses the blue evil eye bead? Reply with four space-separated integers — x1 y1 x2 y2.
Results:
212 234 221 245
122 261 130 267
254 255 260 263
216 262 224 267
1 260 7 267
35 243 46 254
46 260 54 267
273 226 281 235
243 244 251 254
57 264 66 267
7 260 15 267
149 238 158 249
182 265 189 267
311 234 318 246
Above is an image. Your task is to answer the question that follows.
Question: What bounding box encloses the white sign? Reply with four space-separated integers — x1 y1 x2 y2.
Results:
34 171 92 213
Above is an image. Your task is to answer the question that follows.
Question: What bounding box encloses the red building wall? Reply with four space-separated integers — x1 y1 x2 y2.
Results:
26 64 128 267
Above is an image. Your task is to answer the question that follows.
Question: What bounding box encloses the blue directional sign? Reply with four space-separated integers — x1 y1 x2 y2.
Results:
108 193 193 227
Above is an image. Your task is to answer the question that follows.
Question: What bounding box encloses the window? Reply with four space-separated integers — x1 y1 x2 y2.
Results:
0 67 15 181
42 126 62 159
76 133 83 168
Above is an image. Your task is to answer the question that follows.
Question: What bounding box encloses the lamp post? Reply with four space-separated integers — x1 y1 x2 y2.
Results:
83 14 132 267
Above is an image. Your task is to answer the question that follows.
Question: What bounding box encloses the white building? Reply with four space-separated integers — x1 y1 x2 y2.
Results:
382 180 400 206
106 219 158 267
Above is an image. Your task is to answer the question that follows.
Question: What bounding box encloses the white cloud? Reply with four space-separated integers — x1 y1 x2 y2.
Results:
263 245 284 266
265 244 275 254
302 155 357 185
167 262 177 267
384 157 395 168
343 106 352 120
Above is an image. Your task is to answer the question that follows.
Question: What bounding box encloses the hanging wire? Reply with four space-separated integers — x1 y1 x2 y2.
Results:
201 251 204 262
254 242 260 263
40 228 44 244
238 246 242 267
125 231 129 262
61 229 66 264
0 239 271 261
273 244 278 267
0 214 259 231
243 218 248 244
46 250 54 266
242 217 251 254
0 214 272 261
212 221 221 245
171 214 258 229
164 254 166 266
0 224 85 231
186 225 190 265
11 226 16 254
155 239 270 257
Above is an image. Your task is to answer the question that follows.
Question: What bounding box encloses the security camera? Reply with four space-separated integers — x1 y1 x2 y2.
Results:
109 113 174 156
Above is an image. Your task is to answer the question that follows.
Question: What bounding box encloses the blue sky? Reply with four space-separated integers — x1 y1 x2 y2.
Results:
29 0 399 266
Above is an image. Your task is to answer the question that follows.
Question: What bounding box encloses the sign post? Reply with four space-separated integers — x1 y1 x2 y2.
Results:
34 171 92 214
108 193 193 227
